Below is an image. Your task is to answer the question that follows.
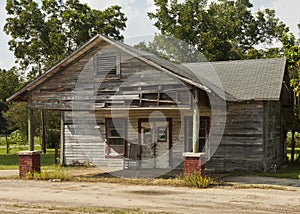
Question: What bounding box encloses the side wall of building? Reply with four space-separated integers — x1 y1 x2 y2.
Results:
264 101 285 171
206 101 265 172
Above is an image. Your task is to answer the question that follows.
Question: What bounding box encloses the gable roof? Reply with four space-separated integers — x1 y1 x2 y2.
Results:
7 34 287 102
183 58 287 101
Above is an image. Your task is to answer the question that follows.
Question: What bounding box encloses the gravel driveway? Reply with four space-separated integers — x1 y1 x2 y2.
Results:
0 174 300 213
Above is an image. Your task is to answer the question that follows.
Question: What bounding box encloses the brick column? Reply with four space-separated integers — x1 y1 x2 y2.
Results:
18 151 41 178
182 152 205 176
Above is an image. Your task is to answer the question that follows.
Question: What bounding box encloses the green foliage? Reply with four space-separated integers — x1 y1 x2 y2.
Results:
135 34 207 63
46 129 60 148
2 102 29 137
0 68 21 134
286 132 300 148
4 0 127 77
148 0 288 61
183 172 211 188
10 129 27 146
282 29 300 162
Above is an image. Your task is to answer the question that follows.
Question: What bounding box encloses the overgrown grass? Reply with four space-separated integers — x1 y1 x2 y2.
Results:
75 172 214 188
182 172 212 188
26 166 70 181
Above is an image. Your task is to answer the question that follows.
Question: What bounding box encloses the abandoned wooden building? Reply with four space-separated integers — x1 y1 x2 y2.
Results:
7 34 292 172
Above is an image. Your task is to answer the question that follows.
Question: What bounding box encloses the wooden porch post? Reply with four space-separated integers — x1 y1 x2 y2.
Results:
192 88 199 153
60 111 65 165
41 110 46 153
28 108 34 151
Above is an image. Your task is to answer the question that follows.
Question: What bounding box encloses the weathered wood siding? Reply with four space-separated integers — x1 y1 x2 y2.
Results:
63 109 185 167
206 101 265 172
264 101 284 170
29 42 191 110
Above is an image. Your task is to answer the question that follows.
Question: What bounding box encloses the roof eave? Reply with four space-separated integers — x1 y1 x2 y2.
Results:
6 35 102 102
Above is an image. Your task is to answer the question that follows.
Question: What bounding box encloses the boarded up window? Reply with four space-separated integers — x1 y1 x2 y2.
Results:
94 55 120 76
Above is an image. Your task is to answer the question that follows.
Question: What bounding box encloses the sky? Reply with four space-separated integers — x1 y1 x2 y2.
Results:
0 0 299 70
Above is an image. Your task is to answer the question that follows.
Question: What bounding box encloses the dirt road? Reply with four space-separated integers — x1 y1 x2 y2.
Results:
0 179 300 213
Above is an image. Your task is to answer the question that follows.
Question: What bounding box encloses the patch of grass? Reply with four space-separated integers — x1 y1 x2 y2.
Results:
182 172 212 188
233 184 289 191
74 172 215 188
8 203 145 214
0 154 18 169
0 146 56 170
26 165 70 181
258 162 300 179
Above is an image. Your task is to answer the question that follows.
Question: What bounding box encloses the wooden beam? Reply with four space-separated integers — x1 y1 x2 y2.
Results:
60 111 65 166
41 110 46 153
192 88 199 153
28 108 34 151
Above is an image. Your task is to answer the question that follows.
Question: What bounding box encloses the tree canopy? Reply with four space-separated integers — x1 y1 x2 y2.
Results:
4 0 127 78
0 68 20 134
147 0 289 61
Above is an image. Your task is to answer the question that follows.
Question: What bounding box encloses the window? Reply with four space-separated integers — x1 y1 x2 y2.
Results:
94 54 120 76
184 117 209 152
157 126 167 142
105 118 127 157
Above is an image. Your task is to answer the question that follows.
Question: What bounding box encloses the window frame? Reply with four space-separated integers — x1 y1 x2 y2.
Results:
105 118 128 158
184 116 210 153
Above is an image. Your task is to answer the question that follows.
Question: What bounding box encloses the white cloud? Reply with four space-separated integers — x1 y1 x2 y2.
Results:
271 0 300 36
0 2 15 70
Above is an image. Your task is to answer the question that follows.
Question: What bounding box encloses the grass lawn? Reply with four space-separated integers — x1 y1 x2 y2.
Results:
0 145 56 170
258 162 300 179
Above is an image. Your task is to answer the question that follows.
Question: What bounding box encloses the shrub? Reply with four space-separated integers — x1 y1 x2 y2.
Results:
183 172 211 188
10 130 27 147
46 129 60 148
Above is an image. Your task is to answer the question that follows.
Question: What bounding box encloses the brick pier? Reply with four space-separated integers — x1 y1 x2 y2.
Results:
18 151 41 178
182 152 205 176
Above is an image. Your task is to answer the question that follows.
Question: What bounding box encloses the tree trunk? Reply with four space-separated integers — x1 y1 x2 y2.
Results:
6 134 9 154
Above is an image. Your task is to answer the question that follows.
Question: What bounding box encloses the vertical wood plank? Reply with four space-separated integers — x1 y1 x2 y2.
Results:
192 88 199 153
41 110 46 153
60 111 65 166
28 108 34 151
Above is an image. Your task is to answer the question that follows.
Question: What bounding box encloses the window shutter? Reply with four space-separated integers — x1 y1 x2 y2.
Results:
94 55 120 76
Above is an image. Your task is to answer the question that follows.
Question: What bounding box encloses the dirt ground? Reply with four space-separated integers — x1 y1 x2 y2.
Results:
0 169 300 213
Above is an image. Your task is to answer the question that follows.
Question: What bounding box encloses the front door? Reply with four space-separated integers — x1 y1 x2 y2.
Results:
138 118 172 168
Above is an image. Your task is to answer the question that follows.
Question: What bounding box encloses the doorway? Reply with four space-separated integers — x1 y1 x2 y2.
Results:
138 118 172 168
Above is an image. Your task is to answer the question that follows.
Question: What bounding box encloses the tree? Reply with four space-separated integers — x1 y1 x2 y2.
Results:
134 34 207 63
148 0 288 61
282 30 300 162
4 0 127 78
0 68 20 134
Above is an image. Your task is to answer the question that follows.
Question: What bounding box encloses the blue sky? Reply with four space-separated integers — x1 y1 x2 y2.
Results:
0 0 299 69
